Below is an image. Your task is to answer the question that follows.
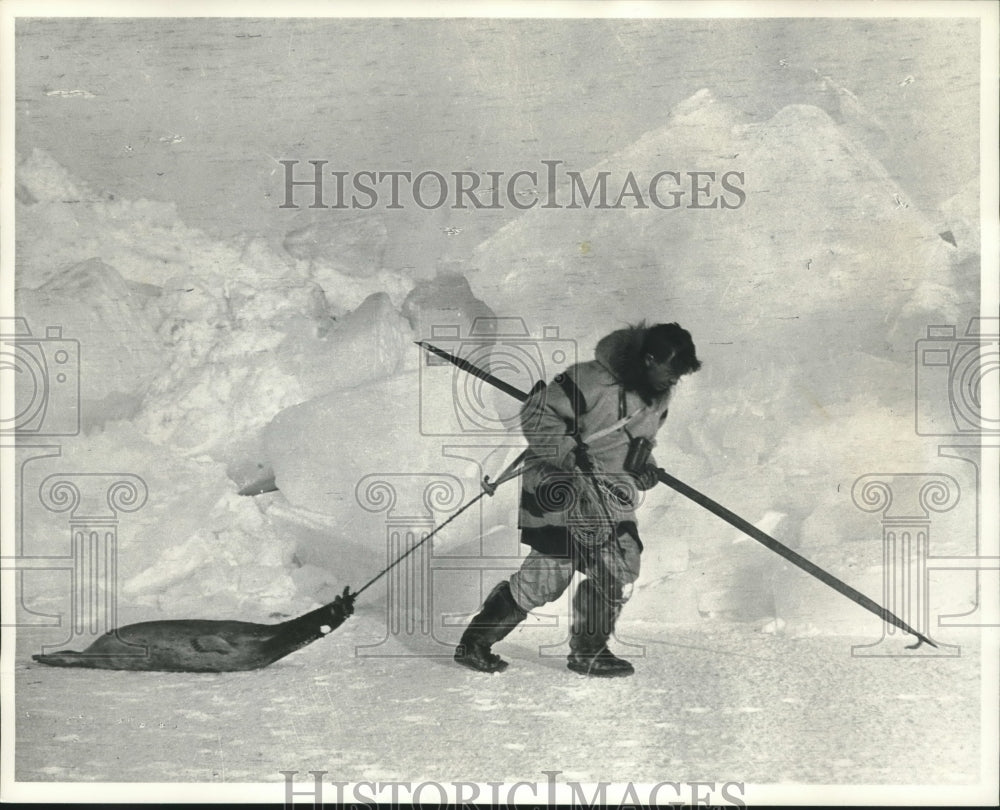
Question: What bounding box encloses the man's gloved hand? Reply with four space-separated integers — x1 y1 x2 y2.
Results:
572 441 595 473
332 585 355 619
633 464 660 491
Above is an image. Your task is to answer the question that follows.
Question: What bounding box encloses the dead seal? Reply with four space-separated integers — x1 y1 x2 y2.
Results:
32 587 354 673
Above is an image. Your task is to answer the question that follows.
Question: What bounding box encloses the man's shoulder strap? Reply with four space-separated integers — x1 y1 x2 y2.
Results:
554 367 586 432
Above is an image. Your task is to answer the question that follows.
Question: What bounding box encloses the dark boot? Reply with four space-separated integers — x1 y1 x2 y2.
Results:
454 581 528 673
567 577 634 678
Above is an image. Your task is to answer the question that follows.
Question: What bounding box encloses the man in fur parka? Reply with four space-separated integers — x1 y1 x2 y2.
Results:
455 322 702 677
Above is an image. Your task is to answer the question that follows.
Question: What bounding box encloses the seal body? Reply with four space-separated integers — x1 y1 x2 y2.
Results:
31 590 353 673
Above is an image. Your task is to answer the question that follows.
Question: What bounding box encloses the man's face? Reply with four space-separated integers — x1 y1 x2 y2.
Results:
643 353 681 393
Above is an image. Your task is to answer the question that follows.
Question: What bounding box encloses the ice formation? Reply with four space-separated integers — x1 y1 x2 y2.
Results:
12 90 979 637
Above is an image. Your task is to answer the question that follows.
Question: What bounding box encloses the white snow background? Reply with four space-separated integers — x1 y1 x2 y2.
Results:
4 13 994 799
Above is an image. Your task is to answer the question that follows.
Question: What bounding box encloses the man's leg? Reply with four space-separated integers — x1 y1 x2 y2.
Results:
452 580 527 673
567 529 642 678
454 549 575 674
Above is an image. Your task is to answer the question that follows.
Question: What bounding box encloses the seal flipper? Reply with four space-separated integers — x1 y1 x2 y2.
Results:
32 651 88 667
191 635 236 654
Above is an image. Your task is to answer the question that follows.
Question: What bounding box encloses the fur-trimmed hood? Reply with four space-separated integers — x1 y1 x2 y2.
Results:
594 324 649 389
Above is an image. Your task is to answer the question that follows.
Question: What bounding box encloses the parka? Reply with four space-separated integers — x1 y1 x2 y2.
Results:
518 325 674 557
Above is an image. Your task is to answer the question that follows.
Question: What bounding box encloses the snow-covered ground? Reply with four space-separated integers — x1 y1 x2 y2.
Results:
4 13 995 802
13 622 983 787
